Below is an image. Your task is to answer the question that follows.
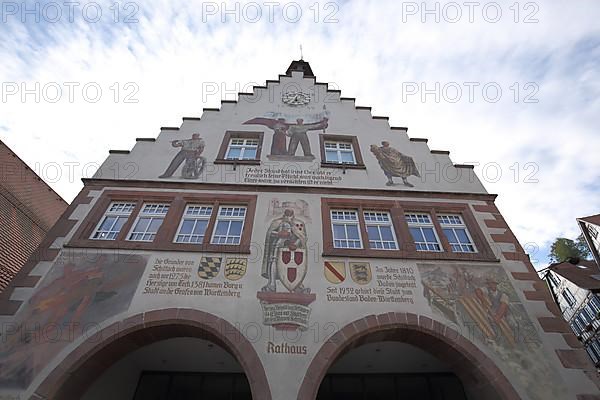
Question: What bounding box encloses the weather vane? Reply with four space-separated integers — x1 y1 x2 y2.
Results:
300 44 303 60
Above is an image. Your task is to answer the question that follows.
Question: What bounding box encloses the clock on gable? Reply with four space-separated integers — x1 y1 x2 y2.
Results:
282 90 311 106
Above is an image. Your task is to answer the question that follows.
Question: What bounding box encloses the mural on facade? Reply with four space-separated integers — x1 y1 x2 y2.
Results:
267 198 311 222
158 133 206 179
418 263 567 399
370 141 420 187
243 106 330 161
257 200 316 330
0 252 147 389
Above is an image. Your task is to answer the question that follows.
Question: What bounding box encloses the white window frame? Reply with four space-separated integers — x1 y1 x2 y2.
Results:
210 206 247 245
331 210 363 249
127 203 170 242
405 213 442 252
437 214 477 253
324 141 356 164
90 201 136 240
225 138 260 160
174 205 213 244
363 211 398 250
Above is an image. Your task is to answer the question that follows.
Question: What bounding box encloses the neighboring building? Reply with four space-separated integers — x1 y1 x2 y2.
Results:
0 140 67 291
541 259 600 368
541 214 600 369
0 60 598 400
578 214 600 266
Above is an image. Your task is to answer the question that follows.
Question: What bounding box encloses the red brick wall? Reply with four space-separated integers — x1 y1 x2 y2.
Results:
0 141 68 292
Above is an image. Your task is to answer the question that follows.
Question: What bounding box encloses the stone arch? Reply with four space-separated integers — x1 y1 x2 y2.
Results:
298 312 520 400
33 308 271 400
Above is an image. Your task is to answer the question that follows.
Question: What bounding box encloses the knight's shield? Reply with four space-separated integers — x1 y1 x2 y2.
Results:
276 248 307 292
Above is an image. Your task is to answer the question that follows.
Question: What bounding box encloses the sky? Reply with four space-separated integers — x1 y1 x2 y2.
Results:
1 0 599 268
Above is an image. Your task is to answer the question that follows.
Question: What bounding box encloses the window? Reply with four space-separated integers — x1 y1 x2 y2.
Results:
174 205 213 243
547 272 561 287
364 211 398 250
589 225 598 239
438 214 476 253
91 202 136 240
586 345 599 365
321 199 495 260
590 340 600 365
574 316 586 334
331 210 362 249
562 288 576 307
580 307 594 325
324 141 356 164
590 296 600 315
405 213 442 251
211 206 246 245
128 203 170 241
215 131 263 164
319 134 365 168
571 321 582 336
226 138 260 160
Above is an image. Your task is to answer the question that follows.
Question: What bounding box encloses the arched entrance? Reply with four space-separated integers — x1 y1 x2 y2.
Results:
298 313 520 400
33 308 271 400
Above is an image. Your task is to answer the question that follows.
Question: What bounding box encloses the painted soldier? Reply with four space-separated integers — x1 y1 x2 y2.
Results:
370 141 420 187
261 209 308 293
287 117 329 157
159 133 205 179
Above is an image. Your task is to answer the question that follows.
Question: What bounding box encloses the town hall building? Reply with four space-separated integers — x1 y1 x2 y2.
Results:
0 60 598 399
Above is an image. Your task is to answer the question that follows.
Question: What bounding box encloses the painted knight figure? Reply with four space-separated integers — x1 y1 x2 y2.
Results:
261 209 309 293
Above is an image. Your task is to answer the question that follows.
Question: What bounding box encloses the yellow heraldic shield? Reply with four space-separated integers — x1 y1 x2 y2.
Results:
224 257 247 281
324 261 346 284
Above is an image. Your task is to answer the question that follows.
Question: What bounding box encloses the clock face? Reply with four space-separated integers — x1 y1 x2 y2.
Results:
282 91 311 106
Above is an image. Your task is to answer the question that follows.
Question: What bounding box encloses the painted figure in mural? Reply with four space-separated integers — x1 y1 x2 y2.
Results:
244 117 290 155
286 117 329 157
243 110 329 158
475 275 516 346
261 209 309 293
158 133 206 179
370 141 420 187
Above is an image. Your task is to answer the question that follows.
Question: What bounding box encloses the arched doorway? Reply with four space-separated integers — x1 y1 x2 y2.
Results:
33 309 271 400
316 341 466 399
298 313 520 400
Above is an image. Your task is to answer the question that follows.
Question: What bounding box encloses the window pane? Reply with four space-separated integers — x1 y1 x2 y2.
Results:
410 227 424 242
229 220 243 235
113 216 127 231
148 218 164 232
423 227 437 242
443 228 457 243
346 224 360 240
332 224 346 239
227 147 242 159
215 221 229 236
179 219 194 235
133 217 151 232
367 226 381 241
243 148 257 159
455 228 470 243
325 150 339 162
340 151 354 163
193 219 208 235
380 226 394 241
98 216 116 231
